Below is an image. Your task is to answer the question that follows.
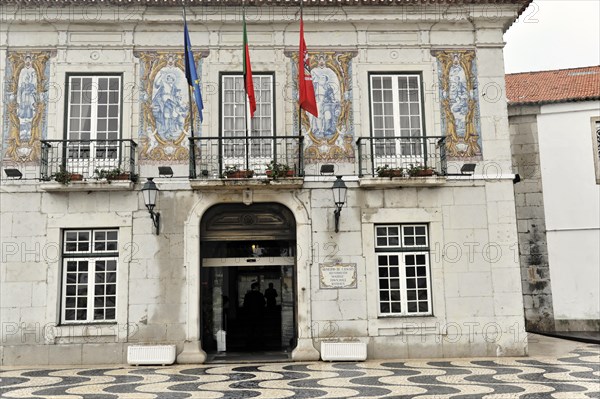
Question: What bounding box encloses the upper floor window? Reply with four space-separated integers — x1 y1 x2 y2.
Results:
61 229 118 324
375 224 432 317
66 75 122 159
368 74 428 174
221 74 274 168
370 74 424 158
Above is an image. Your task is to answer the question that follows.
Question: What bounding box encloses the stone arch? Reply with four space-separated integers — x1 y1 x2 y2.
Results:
177 191 319 363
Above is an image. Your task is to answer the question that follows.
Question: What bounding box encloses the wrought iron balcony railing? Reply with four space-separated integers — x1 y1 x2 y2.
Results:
41 139 138 182
356 136 447 177
188 135 304 179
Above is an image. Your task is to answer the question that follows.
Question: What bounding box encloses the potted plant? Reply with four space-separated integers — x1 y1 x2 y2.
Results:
52 167 83 185
224 165 254 179
376 164 404 177
95 167 130 181
266 160 294 178
407 164 435 177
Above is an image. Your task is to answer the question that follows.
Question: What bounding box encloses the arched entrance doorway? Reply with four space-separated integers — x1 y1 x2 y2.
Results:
200 203 297 362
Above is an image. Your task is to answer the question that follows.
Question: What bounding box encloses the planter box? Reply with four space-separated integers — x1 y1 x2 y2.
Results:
266 170 295 178
378 169 403 178
127 345 176 366
410 169 435 177
111 173 131 181
225 170 254 179
320 341 367 361
52 173 84 184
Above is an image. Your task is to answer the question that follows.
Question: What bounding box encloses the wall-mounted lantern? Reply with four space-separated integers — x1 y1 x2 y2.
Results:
332 175 347 233
141 178 160 235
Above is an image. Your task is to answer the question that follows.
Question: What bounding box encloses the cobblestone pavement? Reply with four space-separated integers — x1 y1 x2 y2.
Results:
1 344 598 399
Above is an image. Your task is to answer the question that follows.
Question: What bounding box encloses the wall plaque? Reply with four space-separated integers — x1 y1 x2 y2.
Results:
319 262 357 289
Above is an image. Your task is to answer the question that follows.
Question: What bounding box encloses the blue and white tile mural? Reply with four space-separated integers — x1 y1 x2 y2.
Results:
433 50 483 159
135 51 202 162
2 51 52 163
292 51 356 163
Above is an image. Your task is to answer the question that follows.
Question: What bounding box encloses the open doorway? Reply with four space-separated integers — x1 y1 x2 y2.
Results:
199 204 297 362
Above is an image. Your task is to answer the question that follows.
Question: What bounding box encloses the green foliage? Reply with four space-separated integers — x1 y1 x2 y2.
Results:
376 164 403 177
407 164 434 177
94 168 133 182
224 165 239 175
95 167 122 180
224 165 254 178
266 160 292 178
52 167 72 185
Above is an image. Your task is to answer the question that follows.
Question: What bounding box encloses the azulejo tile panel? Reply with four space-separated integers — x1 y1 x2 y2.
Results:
292 51 356 164
135 51 202 163
433 50 483 160
2 51 53 163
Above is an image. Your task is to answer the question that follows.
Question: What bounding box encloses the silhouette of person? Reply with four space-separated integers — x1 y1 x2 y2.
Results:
264 283 278 309
243 282 265 349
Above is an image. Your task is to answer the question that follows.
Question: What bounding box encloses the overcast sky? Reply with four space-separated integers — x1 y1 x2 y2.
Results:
503 0 600 73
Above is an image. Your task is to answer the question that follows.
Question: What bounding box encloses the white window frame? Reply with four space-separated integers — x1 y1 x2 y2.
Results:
375 224 432 317
369 73 425 167
220 73 274 171
65 75 122 176
61 229 118 324
592 117 600 184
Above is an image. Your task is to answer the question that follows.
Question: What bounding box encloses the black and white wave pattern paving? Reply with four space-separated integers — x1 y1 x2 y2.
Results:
1 345 599 398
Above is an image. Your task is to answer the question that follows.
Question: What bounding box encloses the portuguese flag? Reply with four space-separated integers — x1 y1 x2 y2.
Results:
243 10 256 118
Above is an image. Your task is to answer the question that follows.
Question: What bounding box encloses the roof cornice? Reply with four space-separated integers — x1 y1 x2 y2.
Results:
2 0 532 7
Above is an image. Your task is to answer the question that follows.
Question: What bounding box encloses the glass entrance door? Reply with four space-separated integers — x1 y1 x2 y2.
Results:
199 203 297 359
201 255 295 355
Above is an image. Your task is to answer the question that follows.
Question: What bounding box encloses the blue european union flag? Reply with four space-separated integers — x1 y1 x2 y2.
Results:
184 22 204 123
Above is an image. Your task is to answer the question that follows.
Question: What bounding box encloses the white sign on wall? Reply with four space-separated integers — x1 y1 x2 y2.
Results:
319 262 357 289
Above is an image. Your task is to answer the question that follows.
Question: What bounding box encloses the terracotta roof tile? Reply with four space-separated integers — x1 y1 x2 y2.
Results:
506 66 600 105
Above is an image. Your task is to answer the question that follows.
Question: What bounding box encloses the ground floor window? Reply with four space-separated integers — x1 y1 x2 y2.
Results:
375 224 432 316
61 229 118 323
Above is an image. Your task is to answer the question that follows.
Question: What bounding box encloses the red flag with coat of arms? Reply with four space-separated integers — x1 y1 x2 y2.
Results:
243 10 256 118
298 15 318 117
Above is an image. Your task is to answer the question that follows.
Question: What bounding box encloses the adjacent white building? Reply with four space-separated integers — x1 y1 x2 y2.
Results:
507 66 600 333
0 0 530 365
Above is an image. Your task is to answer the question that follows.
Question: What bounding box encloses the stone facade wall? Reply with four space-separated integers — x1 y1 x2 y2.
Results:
1 180 526 365
508 105 555 332
1 3 527 365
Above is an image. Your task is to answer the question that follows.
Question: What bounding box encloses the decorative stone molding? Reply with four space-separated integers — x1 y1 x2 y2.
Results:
40 180 135 192
176 341 207 364
189 177 304 190
358 176 447 188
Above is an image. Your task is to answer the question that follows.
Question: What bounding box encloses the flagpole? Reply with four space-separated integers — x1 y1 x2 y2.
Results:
183 4 196 140
183 2 198 178
297 1 303 140
243 2 250 171
298 1 304 175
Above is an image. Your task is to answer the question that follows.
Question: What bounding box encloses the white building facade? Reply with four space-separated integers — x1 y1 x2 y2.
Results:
1 0 529 365
508 66 600 333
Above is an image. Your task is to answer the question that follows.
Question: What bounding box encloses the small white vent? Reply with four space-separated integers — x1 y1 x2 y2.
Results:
127 345 176 366
320 342 367 361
